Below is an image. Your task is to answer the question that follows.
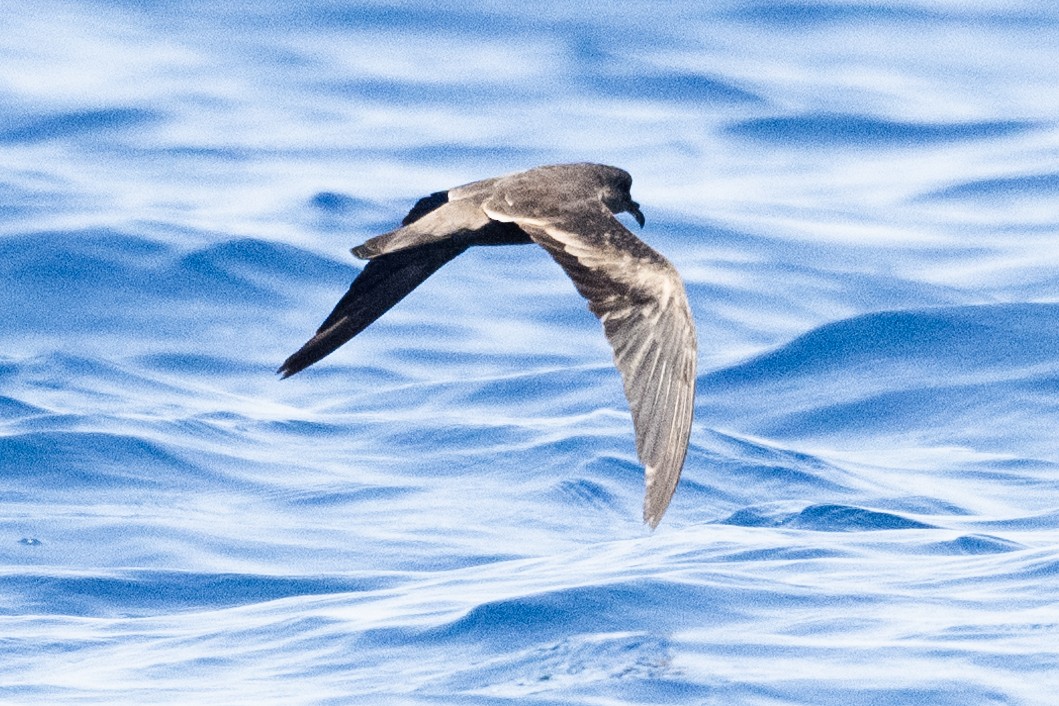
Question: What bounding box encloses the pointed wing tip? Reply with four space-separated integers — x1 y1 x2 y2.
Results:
277 352 312 379
642 501 665 531
642 463 681 529
642 494 669 529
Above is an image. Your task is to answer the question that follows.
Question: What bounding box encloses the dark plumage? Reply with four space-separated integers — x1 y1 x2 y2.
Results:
280 163 697 527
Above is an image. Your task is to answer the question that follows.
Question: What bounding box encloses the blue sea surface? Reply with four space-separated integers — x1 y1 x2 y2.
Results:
3 1 1059 703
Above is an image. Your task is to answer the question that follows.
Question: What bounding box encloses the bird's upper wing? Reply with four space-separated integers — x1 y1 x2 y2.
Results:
353 176 505 259
482 196 697 527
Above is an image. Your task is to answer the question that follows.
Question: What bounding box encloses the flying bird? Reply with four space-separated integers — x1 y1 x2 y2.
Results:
280 163 697 527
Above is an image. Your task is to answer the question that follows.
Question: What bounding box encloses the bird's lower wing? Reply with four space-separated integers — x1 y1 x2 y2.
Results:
278 240 467 377
485 202 697 527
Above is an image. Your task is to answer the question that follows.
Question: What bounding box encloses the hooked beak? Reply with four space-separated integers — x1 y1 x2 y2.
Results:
629 201 645 228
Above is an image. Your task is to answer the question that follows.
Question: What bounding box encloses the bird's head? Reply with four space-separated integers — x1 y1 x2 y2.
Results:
600 167 645 228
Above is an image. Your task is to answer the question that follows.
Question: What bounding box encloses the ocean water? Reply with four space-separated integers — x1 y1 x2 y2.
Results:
3 1 1059 703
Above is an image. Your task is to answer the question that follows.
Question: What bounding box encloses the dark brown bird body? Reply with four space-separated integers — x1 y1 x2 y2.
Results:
281 163 696 527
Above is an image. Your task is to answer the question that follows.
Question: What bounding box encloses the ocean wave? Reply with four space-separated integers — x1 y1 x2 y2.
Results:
724 113 1034 147
721 503 936 531
2 0 1059 702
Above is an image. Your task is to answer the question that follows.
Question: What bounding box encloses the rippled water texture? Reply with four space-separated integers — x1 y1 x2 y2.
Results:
3 2 1059 704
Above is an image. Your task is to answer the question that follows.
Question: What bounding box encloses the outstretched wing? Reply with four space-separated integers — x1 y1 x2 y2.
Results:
279 177 504 377
278 239 467 378
484 200 697 527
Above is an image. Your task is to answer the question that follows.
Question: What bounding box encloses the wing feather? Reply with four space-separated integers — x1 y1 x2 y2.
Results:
486 201 697 527
278 240 467 377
